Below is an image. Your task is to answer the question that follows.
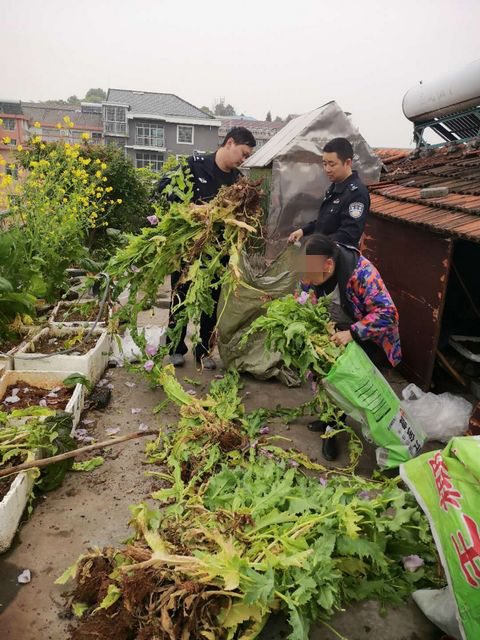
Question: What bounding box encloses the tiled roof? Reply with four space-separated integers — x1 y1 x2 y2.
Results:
374 148 412 164
369 144 480 242
22 104 102 129
219 118 284 131
106 89 212 120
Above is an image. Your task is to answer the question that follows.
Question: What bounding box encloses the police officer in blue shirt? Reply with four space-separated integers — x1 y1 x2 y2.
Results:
288 138 370 247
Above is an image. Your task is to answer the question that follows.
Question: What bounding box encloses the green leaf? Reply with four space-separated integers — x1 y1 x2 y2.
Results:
94 583 121 611
72 456 104 472
72 602 89 618
63 373 93 393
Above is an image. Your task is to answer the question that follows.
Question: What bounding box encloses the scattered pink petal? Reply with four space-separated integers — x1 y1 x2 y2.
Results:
311 382 318 394
106 427 120 436
130 265 140 273
214 374 224 380
97 379 107 387
144 360 155 372
17 569 31 584
318 476 327 486
5 395 20 404
288 459 300 468
403 555 424 572
131 408 142 415
138 423 149 432
12 388 20 396
305 370 313 382
259 426 270 435
52 386 62 393
74 428 88 440
147 215 159 226
260 448 273 458
145 343 157 357
124 381 136 388
39 399 48 407
106 383 114 390
47 391 58 398
82 419 95 425
187 389 197 396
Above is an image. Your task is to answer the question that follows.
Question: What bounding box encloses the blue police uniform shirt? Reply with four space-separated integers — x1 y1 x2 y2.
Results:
301 170 370 247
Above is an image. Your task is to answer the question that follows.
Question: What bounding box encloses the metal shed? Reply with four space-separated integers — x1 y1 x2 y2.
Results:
243 101 382 257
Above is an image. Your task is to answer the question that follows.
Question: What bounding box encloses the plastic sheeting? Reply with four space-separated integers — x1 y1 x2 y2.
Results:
245 101 382 258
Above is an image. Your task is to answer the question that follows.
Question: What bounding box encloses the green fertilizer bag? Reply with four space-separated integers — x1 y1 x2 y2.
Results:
400 437 480 640
323 342 425 469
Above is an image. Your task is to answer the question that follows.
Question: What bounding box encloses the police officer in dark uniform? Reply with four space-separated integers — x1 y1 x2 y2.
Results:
156 127 256 369
288 138 370 247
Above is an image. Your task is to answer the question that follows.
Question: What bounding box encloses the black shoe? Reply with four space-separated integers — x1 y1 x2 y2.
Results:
196 356 217 370
321 431 339 462
170 354 185 367
308 420 327 433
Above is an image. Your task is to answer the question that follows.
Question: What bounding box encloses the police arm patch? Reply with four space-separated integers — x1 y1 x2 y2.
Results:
349 202 365 218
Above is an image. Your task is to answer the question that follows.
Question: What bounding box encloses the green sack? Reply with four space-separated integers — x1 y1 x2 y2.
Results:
323 342 425 469
217 246 301 386
401 437 480 640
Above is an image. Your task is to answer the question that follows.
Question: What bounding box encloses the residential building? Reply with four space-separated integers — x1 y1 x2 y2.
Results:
218 118 284 150
102 89 221 171
22 102 103 145
0 100 30 176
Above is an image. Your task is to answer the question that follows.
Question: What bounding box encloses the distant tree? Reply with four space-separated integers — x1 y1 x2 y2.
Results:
84 88 107 103
67 95 81 105
200 105 213 116
274 116 283 123
265 111 272 122
286 113 299 123
214 99 236 116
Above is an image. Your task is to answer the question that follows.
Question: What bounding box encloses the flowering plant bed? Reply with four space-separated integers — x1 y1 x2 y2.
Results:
14 327 111 384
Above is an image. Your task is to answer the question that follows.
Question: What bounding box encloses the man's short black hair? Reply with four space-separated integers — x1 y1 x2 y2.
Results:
305 234 339 260
323 137 353 163
221 126 256 148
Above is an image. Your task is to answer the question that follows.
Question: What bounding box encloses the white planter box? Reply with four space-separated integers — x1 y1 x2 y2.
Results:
14 327 111 385
49 299 111 329
0 370 84 553
0 327 41 372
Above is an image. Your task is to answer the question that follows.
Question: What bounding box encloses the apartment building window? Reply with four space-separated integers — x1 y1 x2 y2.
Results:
136 151 164 172
136 123 165 148
2 118 16 131
177 125 194 145
104 106 127 135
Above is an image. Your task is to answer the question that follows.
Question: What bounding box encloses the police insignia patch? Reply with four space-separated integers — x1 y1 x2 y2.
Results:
349 202 364 218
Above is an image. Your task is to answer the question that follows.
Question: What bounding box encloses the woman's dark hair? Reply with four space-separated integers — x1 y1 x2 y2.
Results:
305 234 339 260
221 126 256 148
323 137 353 163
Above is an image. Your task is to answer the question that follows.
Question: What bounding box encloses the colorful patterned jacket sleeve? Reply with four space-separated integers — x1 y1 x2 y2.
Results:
347 256 402 367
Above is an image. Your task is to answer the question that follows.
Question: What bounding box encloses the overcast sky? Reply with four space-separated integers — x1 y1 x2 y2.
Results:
2 0 479 147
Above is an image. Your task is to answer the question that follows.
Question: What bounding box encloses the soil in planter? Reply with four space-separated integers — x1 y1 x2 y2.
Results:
0 384 73 411
0 455 24 501
0 334 25 354
56 304 109 324
30 334 99 355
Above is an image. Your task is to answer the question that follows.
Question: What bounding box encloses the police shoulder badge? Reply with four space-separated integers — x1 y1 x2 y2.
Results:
349 202 364 218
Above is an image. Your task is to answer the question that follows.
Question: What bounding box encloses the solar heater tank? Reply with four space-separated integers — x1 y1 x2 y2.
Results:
402 58 480 122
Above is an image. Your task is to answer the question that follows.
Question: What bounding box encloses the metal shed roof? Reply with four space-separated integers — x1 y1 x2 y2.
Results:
243 102 337 168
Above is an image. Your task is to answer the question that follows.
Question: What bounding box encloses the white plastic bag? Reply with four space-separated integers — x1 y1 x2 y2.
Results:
110 326 166 365
402 383 472 442
413 587 462 639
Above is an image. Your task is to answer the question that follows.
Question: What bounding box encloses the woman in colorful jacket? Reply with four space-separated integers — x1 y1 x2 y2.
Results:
300 233 401 460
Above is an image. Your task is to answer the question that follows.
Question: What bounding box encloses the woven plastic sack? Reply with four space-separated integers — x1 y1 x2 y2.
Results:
217 245 301 386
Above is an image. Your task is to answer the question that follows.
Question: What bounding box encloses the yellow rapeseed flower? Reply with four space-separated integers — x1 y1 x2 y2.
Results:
40 144 46 149
96 192 101 199
116 198 123 204
101 163 107 170
2 136 11 144
68 122 74 128
95 170 101 178
81 133 90 140
9 163 15 169
56 123 62 129
17 144 23 151
63 116 71 123
0 118 3 126
34 121 41 128
33 136 42 144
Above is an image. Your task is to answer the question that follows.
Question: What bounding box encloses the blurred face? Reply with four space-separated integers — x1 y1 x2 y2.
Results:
224 138 253 169
322 151 352 183
301 254 336 286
